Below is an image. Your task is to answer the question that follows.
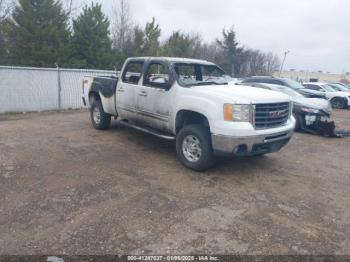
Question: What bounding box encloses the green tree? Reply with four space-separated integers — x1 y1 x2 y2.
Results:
162 31 202 58
143 18 161 56
216 26 244 76
131 25 145 57
131 18 160 57
70 2 115 69
3 0 70 67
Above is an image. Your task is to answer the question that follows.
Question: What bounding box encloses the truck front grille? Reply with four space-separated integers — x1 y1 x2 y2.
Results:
254 102 290 129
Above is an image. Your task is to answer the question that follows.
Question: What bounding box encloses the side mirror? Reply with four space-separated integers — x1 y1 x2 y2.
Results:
148 76 172 90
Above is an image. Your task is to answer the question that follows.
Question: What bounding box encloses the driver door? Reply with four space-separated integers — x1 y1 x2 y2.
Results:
135 61 173 132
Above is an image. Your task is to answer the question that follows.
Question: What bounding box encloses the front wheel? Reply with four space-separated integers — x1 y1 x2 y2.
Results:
331 97 347 109
90 100 111 130
176 124 216 171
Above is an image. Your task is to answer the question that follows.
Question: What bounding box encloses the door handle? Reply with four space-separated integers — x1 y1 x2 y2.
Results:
139 91 148 97
117 87 124 92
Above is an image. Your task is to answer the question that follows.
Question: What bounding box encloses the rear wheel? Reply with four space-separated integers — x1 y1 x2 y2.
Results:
176 124 216 171
90 100 111 130
331 97 347 109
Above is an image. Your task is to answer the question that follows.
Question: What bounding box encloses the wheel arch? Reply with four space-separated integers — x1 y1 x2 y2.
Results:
175 110 210 134
330 96 348 109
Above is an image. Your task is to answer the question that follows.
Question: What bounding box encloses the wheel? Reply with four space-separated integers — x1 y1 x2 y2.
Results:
90 100 111 130
331 97 347 109
176 124 216 171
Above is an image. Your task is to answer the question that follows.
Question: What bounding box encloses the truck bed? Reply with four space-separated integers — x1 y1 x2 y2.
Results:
89 76 119 98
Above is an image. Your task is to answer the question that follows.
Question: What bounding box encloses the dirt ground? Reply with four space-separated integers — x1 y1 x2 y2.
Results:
0 109 349 255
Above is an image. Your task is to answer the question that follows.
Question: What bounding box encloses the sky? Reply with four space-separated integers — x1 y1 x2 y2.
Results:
78 0 350 74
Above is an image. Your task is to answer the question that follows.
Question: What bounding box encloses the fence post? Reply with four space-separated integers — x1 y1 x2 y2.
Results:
56 65 62 110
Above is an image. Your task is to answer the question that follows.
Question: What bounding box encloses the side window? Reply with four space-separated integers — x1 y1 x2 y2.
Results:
122 61 144 84
304 84 321 91
201 66 225 81
144 62 171 89
256 79 271 84
174 64 198 86
269 80 284 85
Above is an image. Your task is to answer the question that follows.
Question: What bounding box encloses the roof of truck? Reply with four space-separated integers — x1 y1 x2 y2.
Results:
128 57 215 65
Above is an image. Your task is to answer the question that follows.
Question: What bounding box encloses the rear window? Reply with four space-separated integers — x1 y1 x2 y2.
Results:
122 61 144 84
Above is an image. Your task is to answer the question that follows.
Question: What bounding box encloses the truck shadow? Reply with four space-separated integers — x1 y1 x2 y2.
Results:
108 122 280 177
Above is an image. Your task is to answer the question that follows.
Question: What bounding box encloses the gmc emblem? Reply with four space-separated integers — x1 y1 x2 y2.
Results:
269 110 284 118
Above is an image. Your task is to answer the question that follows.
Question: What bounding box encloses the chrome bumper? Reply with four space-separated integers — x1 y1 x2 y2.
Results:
211 130 294 156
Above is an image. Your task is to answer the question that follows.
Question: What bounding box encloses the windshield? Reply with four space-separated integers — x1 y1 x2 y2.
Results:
328 83 349 92
174 63 228 87
283 78 305 90
277 87 304 98
322 84 337 92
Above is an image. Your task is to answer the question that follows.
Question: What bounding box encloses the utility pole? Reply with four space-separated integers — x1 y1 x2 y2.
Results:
279 50 290 77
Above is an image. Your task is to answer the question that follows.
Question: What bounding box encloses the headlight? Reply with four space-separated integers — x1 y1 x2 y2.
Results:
300 107 320 114
224 104 251 122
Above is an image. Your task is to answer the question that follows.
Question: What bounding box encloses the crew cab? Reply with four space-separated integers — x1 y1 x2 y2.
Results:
82 57 295 171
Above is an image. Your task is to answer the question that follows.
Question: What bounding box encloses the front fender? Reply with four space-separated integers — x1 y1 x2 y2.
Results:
173 95 221 132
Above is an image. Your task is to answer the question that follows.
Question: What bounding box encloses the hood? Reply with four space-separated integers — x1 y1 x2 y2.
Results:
293 97 331 111
328 91 350 97
193 84 290 104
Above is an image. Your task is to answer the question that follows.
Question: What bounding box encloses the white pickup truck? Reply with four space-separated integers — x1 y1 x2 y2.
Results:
82 57 295 171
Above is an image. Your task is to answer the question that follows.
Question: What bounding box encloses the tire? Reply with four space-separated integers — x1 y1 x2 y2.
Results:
331 97 347 109
176 124 216 171
90 100 111 130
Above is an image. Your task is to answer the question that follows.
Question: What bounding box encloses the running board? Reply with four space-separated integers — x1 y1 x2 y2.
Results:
118 120 176 140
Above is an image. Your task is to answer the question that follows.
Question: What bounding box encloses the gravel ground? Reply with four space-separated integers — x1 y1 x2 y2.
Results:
0 109 349 255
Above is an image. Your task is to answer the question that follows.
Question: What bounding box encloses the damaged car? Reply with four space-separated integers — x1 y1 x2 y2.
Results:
303 82 350 109
242 83 336 136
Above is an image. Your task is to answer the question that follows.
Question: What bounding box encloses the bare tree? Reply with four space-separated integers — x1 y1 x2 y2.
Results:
265 52 280 74
0 0 13 22
63 0 86 16
111 0 133 55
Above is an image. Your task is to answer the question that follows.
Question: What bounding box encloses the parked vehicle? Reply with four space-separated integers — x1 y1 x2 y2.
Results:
82 57 295 171
242 83 335 136
241 76 327 99
328 83 350 92
303 82 350 109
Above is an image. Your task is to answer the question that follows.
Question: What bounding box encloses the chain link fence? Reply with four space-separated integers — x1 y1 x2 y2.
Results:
0 65 117 114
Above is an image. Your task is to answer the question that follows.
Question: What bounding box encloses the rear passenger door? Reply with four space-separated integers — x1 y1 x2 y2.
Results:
116 60 144 122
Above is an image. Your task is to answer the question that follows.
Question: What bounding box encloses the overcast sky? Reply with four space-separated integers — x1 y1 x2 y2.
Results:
83 0 349 74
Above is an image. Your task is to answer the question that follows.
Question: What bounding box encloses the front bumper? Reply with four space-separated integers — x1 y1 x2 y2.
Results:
212 129 294 157
300 113 336 136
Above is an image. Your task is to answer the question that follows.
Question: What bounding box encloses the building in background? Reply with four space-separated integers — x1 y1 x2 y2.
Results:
275 70 350 83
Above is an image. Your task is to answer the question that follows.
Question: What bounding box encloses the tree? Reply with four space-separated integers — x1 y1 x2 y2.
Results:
265 51 280 74
2 0 70 67
0 0 13 64
130 17 161 57
131 25 145 56
143 17 161 56
111 0 133 57
216 26 244 76
70 2 115 69
162 31 202 58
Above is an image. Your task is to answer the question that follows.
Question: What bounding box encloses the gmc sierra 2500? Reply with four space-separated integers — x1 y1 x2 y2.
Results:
82 57 295 171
